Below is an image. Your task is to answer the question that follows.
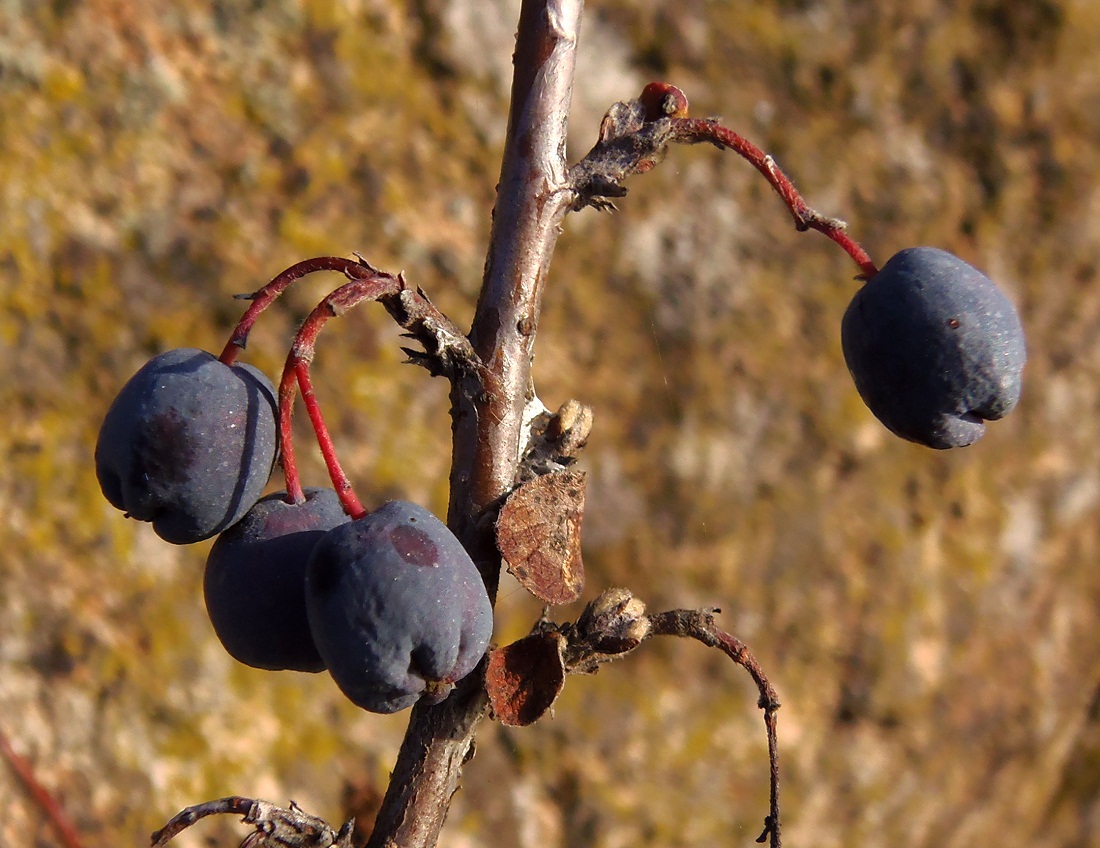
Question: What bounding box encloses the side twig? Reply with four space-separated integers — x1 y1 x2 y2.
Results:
486 591 783 848
648 610 782 848
150 797 354 848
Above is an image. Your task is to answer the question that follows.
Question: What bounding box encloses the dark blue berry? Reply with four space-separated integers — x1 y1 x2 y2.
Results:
95 348 278 543
305 501 493 714
841 247 1026 449
204 488 349 672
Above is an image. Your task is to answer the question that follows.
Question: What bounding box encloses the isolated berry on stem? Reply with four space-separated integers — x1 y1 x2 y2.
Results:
841 247 1026 449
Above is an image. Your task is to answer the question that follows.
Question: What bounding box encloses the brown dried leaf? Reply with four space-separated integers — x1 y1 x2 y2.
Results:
486 631 566 727
496 471 586 605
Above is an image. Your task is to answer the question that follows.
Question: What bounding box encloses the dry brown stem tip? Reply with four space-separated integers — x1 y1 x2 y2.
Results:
150 797 354 848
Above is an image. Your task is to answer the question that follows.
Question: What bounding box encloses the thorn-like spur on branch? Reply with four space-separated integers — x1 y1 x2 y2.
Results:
568 82 878 280
567 97 679 213
380 279 485 382
150 797 354 848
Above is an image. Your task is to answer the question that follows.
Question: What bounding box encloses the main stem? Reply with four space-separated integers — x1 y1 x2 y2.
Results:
451 0 582 556
365 2 583 847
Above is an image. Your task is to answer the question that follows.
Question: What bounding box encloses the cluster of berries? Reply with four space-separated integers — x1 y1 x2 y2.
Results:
95 261 492 714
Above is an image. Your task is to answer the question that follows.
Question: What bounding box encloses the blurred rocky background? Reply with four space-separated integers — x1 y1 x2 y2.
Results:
1 0 1097 846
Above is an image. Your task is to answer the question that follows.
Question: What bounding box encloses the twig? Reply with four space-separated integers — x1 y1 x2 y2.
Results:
489 594 784 848
378 279 484 382
648 610 782 848
150 797 354 848
0 727 85 848
568 87 878 279
450 0 584 546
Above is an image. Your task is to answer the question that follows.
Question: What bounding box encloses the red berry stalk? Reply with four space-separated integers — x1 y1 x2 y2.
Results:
632 82 878 278
218 255 400 513
218 256 385 366
276 352 309 505
278 272 403 519
670 115 879 278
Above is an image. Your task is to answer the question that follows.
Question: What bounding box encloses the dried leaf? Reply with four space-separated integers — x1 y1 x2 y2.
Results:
486 631 566 727
496 471 586 605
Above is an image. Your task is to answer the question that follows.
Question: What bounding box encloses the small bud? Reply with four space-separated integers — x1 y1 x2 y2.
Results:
548 399 594 456
576 588 651 654
639 82 690 121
